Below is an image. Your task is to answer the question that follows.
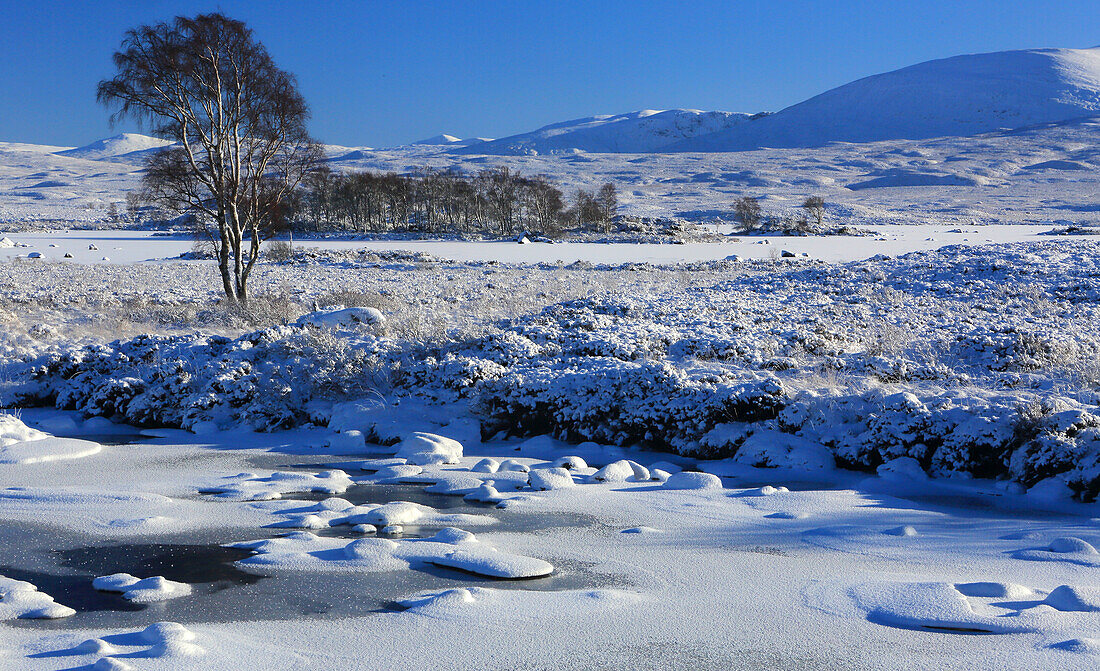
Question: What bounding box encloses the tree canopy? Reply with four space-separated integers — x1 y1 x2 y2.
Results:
98 13 320 304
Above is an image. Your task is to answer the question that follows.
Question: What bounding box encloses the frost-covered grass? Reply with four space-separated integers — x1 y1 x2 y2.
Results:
5 239 1100 497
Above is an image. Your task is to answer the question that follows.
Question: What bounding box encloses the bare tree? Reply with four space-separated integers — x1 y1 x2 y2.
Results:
98 13 321 305
479 167 520 236
521 175 564 234
596 182 618 232
568 189 603 230
802 195 826 228
733 196 763 231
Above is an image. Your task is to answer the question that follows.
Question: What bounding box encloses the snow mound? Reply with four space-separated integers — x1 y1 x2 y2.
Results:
295 306 385 330
0 414 47 446
141 621 204 657
592 459 649 482
552 455 588 470
672 46 1100 150
431 549 554 579
455 109 754 155
1 415 102 463
464 483 504 503
0 575 75 619
75 638 120 655
1047 536 1098 554
93 573 192 602
0 436 103 464
1044 585 1100 612
471 457 499 473
527 467 576 490
733 430 835 470
395 432 463 465
399 587 477 611
55 133 173 160
663 471 723 490
850 581 1033 633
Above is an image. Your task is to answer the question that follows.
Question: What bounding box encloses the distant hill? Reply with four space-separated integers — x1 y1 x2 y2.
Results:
452 109 757 155
412 134 464 145
671 47 1100 151
55 133 173 161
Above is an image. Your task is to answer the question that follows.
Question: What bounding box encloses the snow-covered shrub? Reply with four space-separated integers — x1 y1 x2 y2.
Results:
15 327 397 431
7 239 1100 497
478 357 786 452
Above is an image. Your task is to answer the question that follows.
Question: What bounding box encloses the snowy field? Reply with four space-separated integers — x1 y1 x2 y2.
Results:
1 232 1100 669
0 224 1090 265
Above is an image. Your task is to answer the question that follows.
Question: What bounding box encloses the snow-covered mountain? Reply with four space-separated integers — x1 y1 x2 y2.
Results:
672 47 1100 151
452 109 756 155
412 134 464 145
54 133 173 161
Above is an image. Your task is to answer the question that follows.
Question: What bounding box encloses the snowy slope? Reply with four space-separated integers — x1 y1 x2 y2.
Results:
412 134 464 145
55 133 172 161
453 109 756 155
673 47 1100 150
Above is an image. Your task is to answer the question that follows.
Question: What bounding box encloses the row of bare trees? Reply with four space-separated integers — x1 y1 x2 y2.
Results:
294 166 617 236
733 195 826 233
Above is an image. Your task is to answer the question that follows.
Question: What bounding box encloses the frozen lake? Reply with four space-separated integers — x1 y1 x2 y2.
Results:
0 224 1083 265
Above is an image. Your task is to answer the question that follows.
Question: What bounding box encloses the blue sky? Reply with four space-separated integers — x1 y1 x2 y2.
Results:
1 0 1098 147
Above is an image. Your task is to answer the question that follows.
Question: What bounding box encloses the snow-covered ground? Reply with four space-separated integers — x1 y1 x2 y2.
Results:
0 224 1092 265
4 116 1100 229
1 403 1099 670
0 234 1098 668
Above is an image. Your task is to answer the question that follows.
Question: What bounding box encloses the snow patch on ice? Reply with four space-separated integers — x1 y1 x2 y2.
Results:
93 573 192 602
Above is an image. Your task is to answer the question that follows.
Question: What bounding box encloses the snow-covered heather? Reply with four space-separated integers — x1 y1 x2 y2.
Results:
4 238 1100 498
1 234 1099 668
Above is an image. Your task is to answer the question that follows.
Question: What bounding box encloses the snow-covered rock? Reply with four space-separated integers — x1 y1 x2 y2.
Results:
528 467 576 490
93 574 192 602
296 307 385 330
431 549 554 579
663 471 723 490
0 575 75 619
395 432 463 465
